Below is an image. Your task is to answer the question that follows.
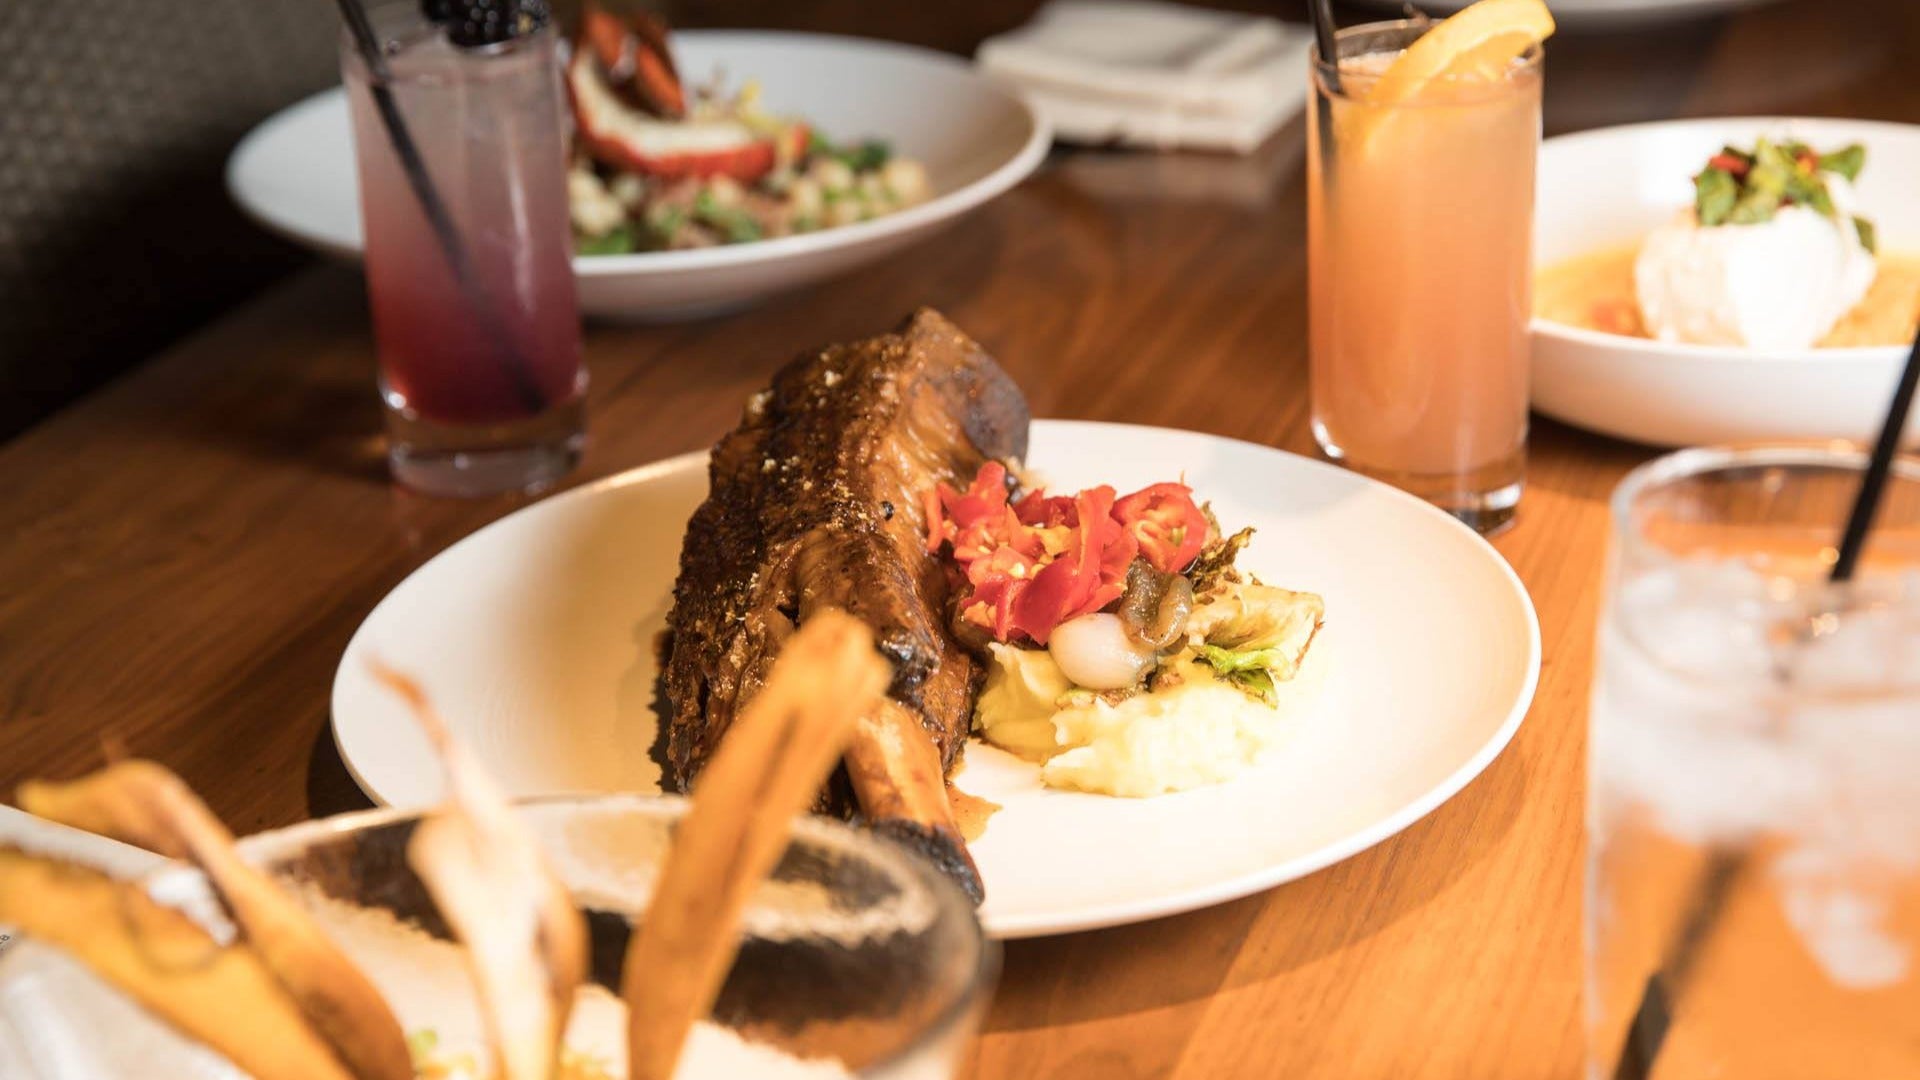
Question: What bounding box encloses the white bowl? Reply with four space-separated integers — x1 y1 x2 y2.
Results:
1532 116 1920 448
227 31 1049 320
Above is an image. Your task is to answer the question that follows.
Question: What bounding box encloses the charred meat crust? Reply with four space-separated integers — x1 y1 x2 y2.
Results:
662 309 1029 882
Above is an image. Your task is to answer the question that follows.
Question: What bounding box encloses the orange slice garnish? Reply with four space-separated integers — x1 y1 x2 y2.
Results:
1340 0 1556 154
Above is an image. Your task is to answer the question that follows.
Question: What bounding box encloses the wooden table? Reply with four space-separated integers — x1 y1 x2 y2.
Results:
3 0 1914 1075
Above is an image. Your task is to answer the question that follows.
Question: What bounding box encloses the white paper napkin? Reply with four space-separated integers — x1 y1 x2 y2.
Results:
977 0 1312 153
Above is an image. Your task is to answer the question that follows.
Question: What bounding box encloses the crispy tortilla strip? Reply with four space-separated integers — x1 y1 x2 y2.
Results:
17 762 413 1080
369 663 590 1080
625 610 890 1080
0 845 352 1080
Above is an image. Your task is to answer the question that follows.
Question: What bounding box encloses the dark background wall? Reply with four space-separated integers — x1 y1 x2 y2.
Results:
0 0 1081 441
0 0 344 439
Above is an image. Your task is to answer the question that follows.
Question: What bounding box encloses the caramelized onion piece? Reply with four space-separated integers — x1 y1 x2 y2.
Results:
1116 560 1194 651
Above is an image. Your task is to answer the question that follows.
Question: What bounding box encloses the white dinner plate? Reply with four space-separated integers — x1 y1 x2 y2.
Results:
1531 117 1920 448
1352 0 1780 29
227 31 1049 320
332 421 1540 938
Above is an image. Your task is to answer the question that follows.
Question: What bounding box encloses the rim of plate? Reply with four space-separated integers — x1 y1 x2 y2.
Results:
331 421 1541 938
1534 115 1919 366
226 30 1052 274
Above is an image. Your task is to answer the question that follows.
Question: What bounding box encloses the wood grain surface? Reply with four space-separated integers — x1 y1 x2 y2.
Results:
3 0 1916 1076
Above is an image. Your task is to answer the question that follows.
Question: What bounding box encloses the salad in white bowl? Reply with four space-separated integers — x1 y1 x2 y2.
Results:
1529 117 1920 448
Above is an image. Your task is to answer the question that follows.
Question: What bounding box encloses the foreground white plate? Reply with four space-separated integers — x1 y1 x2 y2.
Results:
1533 117 1920 448
227 31 1048 320
332 422 1540 937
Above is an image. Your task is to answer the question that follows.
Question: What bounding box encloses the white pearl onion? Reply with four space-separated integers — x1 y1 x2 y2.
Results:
1048 613 1155 690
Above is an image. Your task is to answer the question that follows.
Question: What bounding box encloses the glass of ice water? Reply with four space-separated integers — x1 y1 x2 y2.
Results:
1587 445 1920 1078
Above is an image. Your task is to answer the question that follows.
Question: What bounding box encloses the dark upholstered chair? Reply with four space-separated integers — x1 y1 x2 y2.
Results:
0 0 339 438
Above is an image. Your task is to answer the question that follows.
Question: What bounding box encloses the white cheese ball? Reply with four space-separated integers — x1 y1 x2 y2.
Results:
1634 177 1876 350
1048 613 1155 690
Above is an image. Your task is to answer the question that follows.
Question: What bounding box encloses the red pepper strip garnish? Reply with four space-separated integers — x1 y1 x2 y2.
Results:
1707 152 1750 178
926 461 1011 553
965 545 1042 642
1013 489 1076 528
929 463 1191 645
1009 487 1136 644
1112 482 1209 574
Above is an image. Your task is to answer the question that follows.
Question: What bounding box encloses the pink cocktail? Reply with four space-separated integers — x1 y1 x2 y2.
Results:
342 2 584 496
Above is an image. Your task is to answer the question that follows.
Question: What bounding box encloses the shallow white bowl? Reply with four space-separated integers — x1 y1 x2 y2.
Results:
1532 116 1920 448
227 31 1049 320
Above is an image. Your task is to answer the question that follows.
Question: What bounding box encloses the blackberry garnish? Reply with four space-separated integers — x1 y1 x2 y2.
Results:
422 0 550 48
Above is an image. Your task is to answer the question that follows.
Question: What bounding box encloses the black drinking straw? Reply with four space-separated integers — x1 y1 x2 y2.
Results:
1309 0 1342 94
332 0 548 416
1831 332 1920 581
1614 325 1920 1080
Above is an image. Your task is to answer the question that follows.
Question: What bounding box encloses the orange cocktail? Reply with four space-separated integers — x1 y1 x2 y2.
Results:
1308 0 1552 533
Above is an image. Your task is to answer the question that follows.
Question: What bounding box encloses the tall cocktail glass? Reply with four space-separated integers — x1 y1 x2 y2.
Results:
341 1 584 497
1308 21 1542 534
1587 446 1920 1078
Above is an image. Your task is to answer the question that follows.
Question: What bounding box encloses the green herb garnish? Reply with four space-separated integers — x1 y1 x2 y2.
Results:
1693 137 1875 246
692 190 763 243
1694 167 1739 227
834 139 892 173
575 221 638 256
809 131 892 174
1854 214 1879 255
1819 143 1865 182
1193 646 1280 705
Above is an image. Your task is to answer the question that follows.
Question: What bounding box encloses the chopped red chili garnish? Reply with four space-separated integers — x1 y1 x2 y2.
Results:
1706 152 1750 178
926 464 1208 644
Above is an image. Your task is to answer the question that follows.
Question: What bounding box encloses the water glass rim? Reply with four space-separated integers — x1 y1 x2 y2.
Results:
1610 442 1920 583
338 0 555 77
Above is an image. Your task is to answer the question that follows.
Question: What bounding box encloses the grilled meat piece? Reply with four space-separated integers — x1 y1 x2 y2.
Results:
662 309 1030 902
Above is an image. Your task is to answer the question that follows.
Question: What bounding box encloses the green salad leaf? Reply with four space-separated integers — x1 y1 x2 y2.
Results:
835 139 892 173
1854 214 1879 254
574 222 637 256
1693 137 1875 245
1819 143 1866 182
692 190 763 243
1185 580 1324 705
809 131 893 174
1694 167 1739 227
1193 644 1282 706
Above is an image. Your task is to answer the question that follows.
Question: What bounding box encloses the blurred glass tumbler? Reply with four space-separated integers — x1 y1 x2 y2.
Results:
0 796 997 1079
341 2 585 497
1587 446 1920 1078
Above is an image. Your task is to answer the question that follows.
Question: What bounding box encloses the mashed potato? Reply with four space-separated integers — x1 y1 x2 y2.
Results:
975 640 1325 798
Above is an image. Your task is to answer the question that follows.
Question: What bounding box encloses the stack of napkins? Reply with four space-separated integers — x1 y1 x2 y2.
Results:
977 0 1313 154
